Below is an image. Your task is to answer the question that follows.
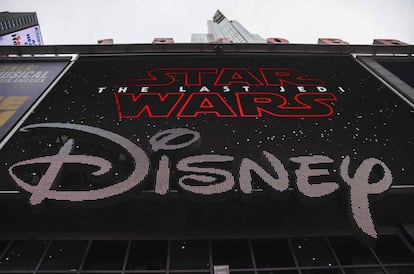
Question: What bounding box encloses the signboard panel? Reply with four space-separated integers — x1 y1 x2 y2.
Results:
0 60 69 143
0 54 413 241
0 25 43 46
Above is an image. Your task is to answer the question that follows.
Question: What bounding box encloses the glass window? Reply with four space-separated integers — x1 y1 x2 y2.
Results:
78 272 122 274
329 236 378 265
126 240 167 270
39 240 88 271
252 238 295 268
258 271 298 274
301 269 343 274
373 235 414 264
212 239 253 269
0 240 48 271
170 240 209 270
171 272 211 274
82 240 127 270
386 266 414 274
291 237 336 267
343 268 385 274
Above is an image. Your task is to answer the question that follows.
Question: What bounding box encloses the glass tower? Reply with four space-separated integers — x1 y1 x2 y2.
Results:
191 10 265 43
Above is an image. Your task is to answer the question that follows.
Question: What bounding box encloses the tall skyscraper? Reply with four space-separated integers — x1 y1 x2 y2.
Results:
191 10 265 43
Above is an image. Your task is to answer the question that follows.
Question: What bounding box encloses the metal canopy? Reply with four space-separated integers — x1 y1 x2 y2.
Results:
0 43 413 56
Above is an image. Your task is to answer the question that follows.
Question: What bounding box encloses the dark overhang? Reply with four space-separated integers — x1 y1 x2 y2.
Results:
0 43 413 56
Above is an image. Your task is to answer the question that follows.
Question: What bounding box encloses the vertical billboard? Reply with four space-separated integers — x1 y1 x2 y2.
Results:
0 54 413 242
0 59 69 142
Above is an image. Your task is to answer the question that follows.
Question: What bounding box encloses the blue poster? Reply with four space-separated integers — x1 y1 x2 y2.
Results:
0 60 68 142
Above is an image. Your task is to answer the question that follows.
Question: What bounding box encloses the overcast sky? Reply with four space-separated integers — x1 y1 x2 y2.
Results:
3 0 414 45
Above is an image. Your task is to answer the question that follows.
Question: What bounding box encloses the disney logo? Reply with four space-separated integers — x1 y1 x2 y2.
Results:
8 123 393 239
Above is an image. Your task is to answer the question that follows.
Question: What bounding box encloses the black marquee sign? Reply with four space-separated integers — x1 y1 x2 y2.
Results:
0 54 413 242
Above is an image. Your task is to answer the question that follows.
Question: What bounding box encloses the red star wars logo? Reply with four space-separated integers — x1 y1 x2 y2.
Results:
113 68 338 118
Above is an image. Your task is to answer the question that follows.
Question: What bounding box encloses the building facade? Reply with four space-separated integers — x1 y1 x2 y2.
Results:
191 10 265 43
0 43 413 274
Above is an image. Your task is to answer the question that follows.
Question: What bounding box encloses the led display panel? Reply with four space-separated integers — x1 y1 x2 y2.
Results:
0 54 413 242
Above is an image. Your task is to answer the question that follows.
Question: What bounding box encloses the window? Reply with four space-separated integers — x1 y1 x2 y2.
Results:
82 240 127 270
291 237 336 267
373 235 414 264
39 240 88 271
0 234 412 273
170 240 209 270
126 240 168 271
212 239 253 269
329 236 377 265
252 238 295 268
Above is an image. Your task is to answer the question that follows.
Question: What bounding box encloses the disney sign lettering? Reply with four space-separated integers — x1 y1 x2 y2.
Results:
9 123 393 239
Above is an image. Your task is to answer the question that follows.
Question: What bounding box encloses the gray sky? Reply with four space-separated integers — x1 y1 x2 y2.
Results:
4 0 414 45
